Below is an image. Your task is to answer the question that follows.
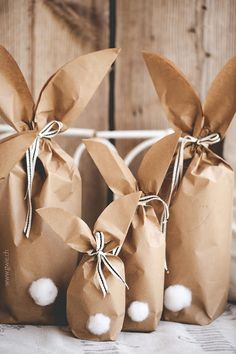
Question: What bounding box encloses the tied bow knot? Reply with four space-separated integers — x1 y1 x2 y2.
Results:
171 132 221 197
23 120 64 238
88 231 127 297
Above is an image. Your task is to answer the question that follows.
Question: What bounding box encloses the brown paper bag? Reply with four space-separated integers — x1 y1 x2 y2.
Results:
84 132 180 332
0 46 119 324
143 51 236 325
37 192 140 341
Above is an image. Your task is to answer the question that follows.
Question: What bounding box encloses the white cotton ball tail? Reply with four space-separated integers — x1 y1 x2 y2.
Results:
127 301 149 322
29 278 58 306
164 284 192 312
87 313 111 336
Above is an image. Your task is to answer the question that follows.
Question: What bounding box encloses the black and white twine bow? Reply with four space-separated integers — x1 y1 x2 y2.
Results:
23 120 63 238
88 231 126 297
170 133 221 196
139 194 169 270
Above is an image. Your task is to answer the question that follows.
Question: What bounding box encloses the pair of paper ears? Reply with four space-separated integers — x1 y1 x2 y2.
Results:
83 131 180 197
1 45 235 138
37 191 141 254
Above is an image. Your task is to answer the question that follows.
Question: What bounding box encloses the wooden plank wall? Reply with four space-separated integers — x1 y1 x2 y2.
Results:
0 0 235 225
115 0 236 154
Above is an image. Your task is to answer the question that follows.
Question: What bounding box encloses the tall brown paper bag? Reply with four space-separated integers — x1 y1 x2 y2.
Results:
143 51 236 325
0 46 120 324
37 192 141 341
84 132 180 331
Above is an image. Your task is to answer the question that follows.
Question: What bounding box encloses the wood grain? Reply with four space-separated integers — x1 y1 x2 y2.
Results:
32 0 110 226
202 0 236 99
0 0 33 88
115 0 198 157
0 0 33 127
114 0 236 159
200 0 236 154
0 0 110 226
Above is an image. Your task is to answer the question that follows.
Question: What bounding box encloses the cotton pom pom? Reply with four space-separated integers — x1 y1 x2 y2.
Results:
127 301 149 322
164 284 192 312
29 278 58 306
87 313 111 335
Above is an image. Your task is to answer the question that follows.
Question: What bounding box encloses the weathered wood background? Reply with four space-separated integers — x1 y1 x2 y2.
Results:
0 0 235 226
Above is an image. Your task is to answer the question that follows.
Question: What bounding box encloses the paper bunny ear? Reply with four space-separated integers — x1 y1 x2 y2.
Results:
203 56 236 138
35 48 120 130
143 51 203 135
0 131 37 179
84 138 137 196
0 46 34 132
94 191 141 251
37 208 95 253
137 131 181 195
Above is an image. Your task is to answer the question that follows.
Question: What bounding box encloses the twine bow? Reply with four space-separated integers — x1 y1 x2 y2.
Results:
139 194 169 270
170 133 221 196
23 120 64 238
139 194 169 235
88 231 127 297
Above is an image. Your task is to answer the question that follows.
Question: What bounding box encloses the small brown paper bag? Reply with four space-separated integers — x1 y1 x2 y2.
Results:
37 192 140 341
84 132 180 332
143 51 236 325
0 46 119 324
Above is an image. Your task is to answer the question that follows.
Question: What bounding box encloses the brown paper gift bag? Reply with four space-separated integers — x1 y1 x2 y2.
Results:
143 51 236 325
84 132 180 331
37 192 140 341
0 46 119 324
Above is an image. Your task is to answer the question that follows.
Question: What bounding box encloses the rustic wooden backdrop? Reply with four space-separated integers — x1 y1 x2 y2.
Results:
0 0 235 226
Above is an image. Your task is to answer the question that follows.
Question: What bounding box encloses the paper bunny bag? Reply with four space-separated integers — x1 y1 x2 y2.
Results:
38 192 140 341
0 46 119 324
143 52 236 325
84 132 180 332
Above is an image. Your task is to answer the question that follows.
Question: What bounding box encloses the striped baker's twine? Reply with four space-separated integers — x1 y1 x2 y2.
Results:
139 194 169 235
170 133 221 197
88 231 127 297
139 194 169 236
23 120 64 238
139 194 169 270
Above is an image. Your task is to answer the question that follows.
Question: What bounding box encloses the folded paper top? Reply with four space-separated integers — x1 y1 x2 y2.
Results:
37 192 141 254
0 46 120 132
0 47 120 179
84 132 180 197
37 192 140 296
143 51 236 139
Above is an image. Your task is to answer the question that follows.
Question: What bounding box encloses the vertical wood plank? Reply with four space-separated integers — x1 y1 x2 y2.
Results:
32 0 110 226
0 0 33 97
202 0 236 99
0 0 34 142
201 0 236 155
115 0 236 159
33 0 110 137
115 0 198 156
